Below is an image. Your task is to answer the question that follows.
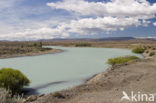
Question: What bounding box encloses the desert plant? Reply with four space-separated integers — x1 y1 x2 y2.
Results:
132 47 144 54
146 50 149 53
107 56 139 66
149 52 155 56
53 92 65 99
0 68 30 94
0 88 24 103
152 48 156 50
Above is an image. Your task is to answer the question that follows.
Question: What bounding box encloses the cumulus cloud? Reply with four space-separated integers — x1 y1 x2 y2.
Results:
0 16 141 40
1 0 156 40
47 0 156 19
0 27 69 40
46 0 156 38
64 17 141 34
153 22 156 26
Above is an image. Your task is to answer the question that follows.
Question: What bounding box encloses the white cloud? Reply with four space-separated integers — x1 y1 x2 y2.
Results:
47 0 156 19
46 0 156 38
153 22 156 26
0 16 141 40
65 17 141 34
0 27 69 41
0 0 156 40
0 0 16 8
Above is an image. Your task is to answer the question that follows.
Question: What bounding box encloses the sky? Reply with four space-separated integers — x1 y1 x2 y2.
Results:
0 0 156 40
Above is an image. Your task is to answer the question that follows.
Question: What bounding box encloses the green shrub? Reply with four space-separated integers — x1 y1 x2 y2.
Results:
107 56 139 66
132 47 144 54
75 43 91 47
149 52 155 56
0 68 30 94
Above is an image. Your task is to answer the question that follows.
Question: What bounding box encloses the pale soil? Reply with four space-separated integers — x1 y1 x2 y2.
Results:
0 49 62 59
32 56 156 103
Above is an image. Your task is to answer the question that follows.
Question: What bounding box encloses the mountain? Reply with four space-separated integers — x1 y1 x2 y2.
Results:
39 37 135 42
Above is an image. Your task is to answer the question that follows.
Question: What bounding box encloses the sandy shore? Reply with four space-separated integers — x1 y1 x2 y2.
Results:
0 49 62 59
31 54 156 103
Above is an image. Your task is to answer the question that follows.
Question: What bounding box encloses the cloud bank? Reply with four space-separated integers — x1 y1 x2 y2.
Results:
153 22 156 26
0 0 156 40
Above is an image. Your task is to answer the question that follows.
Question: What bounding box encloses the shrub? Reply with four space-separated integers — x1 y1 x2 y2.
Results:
0 68 30 94
152 48 156 50
75 42 91 47
149 52 155 56
146 50 149 53
132 47 144 54
107 56 139 66
53 92 65 99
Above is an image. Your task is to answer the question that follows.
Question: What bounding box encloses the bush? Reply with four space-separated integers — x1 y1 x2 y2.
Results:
75 43 91 47
53 92 65 98
149 52 155 56
152 48 156 50
132 47 144 54
107 56 139 66
146 50 149 53
0 68 30 94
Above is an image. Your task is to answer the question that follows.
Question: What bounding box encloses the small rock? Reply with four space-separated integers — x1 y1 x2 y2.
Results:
136 79 140 81
23 99 27 103
26 95 37 102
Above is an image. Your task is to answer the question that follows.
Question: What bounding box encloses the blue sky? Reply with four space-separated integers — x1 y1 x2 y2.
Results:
0 0 156 40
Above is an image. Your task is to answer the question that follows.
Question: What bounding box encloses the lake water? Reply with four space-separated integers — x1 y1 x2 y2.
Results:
0 46 142 95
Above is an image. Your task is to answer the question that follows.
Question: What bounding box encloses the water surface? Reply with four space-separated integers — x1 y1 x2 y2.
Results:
0 46 142 94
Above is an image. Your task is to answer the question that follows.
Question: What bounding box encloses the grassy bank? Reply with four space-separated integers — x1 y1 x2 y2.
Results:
107 56 140 66
75 42 92 47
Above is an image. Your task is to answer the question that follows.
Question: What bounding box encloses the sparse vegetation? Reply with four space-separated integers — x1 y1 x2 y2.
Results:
53 92 65 99
149 52 155 56
0 42 54 58
132 47 144 54
146 50 149 53
0 68 30 94
107 56 139 66
75 42 92 47
0 88 24 103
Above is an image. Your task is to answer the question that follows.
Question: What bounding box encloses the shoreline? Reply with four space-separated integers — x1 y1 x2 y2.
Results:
0 49 63 59
31 52 155 103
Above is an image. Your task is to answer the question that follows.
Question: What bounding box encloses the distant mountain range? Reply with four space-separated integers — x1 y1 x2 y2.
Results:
1 36 156 42
39 37 136 42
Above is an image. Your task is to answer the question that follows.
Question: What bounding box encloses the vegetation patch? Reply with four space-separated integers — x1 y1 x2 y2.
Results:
107 56 139 66
0 68 30 94
0 88 24 103
75 42 92 47
0 42 53 57
132 47 144 54
149 52 155 56
53 92 65 99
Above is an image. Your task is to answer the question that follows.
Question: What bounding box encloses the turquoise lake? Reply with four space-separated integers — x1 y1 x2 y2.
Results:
0 46 142 95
